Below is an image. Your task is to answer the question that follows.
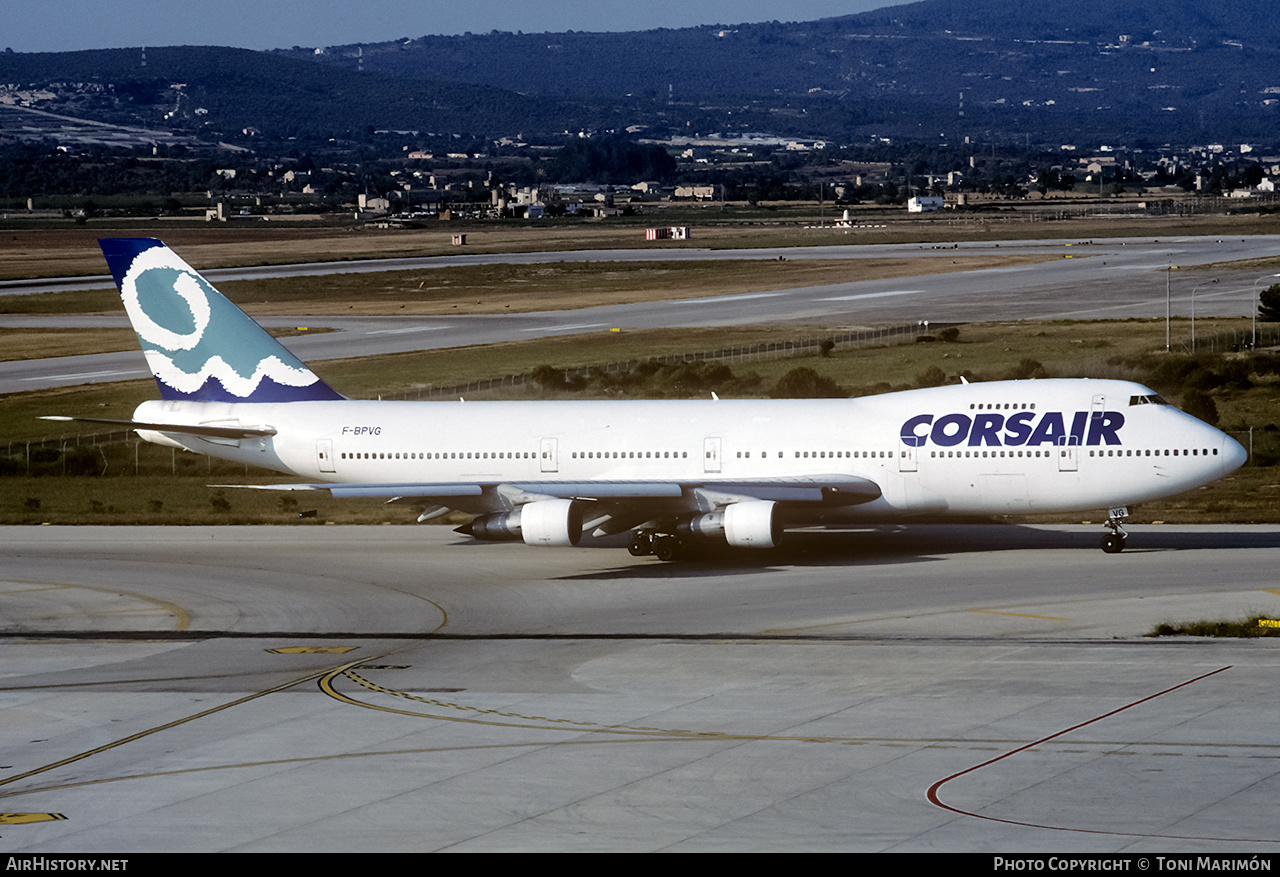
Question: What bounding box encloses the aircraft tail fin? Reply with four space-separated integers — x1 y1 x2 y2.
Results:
99 238 343 403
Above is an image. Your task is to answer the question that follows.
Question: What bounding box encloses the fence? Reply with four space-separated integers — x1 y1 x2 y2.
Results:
1176 326 1280 355
4 322 936 472
385 321 938 400
11 320 1277 473
4 431 258 478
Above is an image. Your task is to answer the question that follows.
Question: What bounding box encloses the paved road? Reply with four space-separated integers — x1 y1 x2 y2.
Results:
3 235 1278 393
0 237 1191 295
1 524 1278 852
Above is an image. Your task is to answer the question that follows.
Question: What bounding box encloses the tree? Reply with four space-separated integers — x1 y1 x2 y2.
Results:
768 367 847 399
1260 283 1280 322
1181 390 1219 427
916 366 947 387
548 137 676 184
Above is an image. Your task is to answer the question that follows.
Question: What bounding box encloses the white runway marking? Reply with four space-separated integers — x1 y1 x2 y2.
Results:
364 327 446 335
520 323 607 332
24 369 147 381
674 292 788 305
818 289 927 302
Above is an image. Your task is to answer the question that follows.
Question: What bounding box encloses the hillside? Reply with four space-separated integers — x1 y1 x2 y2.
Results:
3 0 1280 145
0 46 581 144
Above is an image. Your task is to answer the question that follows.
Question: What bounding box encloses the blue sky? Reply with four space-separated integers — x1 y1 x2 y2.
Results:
8 1 901 53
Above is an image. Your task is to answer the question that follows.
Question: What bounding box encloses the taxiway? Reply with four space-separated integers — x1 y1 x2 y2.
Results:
3 234 1278 393
1 525 1278 852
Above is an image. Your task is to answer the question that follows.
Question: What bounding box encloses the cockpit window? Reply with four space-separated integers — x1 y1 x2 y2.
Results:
1129 394 1171 406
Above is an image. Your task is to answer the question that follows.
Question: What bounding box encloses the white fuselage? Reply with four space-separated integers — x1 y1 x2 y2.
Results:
133 377 1245 523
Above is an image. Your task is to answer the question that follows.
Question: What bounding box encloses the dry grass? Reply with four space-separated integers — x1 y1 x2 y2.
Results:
5 311 1279 525
4 208 1280 280
0 475 407 526
219 254 1055 316
0 252 1056 317
0 325 325 361
0 328 140 361
1147 615 1280 638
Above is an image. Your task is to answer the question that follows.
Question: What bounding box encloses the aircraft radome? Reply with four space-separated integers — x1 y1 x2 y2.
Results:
43 239 1247 561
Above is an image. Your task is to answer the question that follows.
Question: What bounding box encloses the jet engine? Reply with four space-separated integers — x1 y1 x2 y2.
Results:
462 499 583 547
680 500 781 548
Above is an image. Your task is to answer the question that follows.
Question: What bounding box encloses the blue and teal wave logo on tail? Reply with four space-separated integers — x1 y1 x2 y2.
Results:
100 239 343 403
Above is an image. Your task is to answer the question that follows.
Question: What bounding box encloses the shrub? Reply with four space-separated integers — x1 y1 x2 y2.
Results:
769 367 848 399
916 366 947 387
1181 389 1219 426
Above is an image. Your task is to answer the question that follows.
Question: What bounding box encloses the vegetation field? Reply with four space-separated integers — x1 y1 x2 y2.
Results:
4 315 1279 526
1148 616 1280 638
0 325 324 361
0 327 140 361
0 254 1055 318
3 208 1280 281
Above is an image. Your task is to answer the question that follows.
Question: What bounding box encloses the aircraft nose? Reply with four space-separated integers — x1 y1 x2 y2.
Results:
1221 433 1248 475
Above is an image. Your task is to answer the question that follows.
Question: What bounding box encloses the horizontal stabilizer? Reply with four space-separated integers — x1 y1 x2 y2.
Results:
40 415 276 439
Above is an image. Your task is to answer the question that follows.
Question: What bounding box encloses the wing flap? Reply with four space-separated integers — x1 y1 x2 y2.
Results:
213 475 880 507
698 480 881 504
329 484 484 499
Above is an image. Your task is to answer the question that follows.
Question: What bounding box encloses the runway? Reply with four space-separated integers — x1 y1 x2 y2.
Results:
3 232 1279 851
4 234 1278 393
2 525 1279 852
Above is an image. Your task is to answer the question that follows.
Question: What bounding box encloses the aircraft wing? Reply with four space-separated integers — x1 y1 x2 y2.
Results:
218 475 881 506
215 475 882 548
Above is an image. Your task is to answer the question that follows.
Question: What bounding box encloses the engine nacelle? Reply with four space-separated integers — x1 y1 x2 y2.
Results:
465 500 583 547
518 499 583 547
464 510 522 542
681 500 781 549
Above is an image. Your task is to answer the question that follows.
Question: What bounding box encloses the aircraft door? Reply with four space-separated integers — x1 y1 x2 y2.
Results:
898 441 918 472
703 437 722 474
1088 394 1107 444
540 437 559 473
317 438 335 473
1057 436 1079 472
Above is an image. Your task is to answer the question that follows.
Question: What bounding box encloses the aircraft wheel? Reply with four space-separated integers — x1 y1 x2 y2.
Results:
627 536 651 557
1101 533 1125 554
652 535 681 562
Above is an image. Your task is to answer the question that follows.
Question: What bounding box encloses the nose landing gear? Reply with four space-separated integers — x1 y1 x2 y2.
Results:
1101 507 1129 553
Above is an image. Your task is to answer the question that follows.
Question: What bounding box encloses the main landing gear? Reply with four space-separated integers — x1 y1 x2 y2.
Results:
1100 507 1129 554
627 529 683 561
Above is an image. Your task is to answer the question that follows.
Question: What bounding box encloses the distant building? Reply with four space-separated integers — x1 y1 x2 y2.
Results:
356 194 391 219
674 185 715 201
645 226 692 241
907 196 945 213
631 181 664 200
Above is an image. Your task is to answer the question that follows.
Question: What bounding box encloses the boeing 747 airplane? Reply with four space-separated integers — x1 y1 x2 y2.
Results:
44 238 1248 560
